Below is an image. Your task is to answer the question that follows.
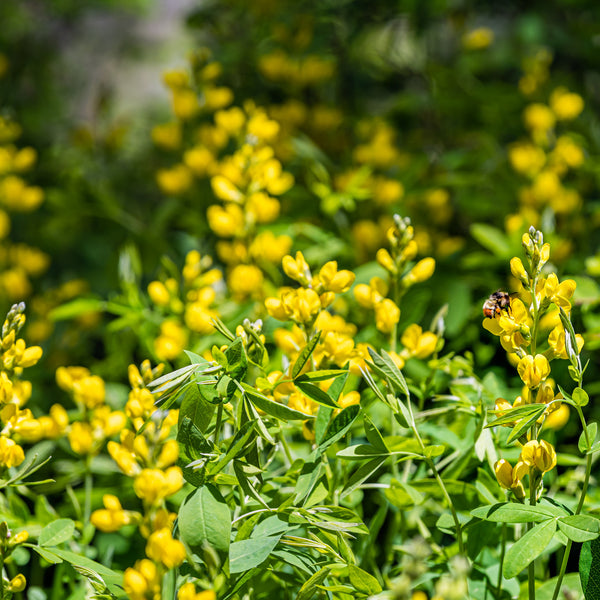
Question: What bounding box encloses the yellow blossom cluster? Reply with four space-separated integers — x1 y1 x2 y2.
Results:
484 229 579 499
494 440 557 500
91 361 187 591
56 365 125 456
0 303 52 468
148 250 222 361
259 49 335 87
354 215 436 337
507 80 585 243
0 109 49 301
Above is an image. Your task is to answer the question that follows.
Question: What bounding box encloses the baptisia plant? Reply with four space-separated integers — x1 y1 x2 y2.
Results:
473 226 597 600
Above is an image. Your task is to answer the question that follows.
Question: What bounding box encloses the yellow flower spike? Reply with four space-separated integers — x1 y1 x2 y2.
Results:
133 467 183 505
318 261 355 293
282 251 311 284
265 296 293 321
72 375 105 409
374 299 400 334
285 288 322 323
520 439 557 473
517 354 551 388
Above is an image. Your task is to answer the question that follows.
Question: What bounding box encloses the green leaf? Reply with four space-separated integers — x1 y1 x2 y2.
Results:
535 573 583 600
179 384 216 433
242 384 314 421
580 536 600 599
314 405 334 445
291 333 321 380
295 381 339 409
30 547 124 597
178 484 232 553
573 387 590 407
503 519 557 579
336 444 389 460
486 403 545 429
341 456 386 498
209 420 256 474
558 515 600 543
39 519 76 547
506 404 548 444
233 460 269 510
296 566 331 600
348 565 382 594
48 297 106 321
366 348 409 397
224 338 247 379
319 405 360 451
295 370 346 383
229 535 281 573
471 503 566 523
363 413 388 452
384 479 424 509
470 223 511 258
579 423 598 454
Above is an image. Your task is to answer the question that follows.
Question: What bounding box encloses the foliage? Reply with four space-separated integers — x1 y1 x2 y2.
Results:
0 1 599 599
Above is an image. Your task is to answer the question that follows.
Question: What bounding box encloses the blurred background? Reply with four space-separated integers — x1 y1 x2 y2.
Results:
1 0 600 399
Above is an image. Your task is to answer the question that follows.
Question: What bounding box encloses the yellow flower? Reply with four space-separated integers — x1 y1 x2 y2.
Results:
550 87 584 120
171 89 200 120
228 264 264 297
523 104 555 133
0 436 24 467
494 458 527 499
404 258 435 285
462 27 494 50
183 146 214 176
374 298 400 334
146 528 186 569
520 439 557 473
108 440 141 476
91 494 135 532
246 192 280 223
548 324 584 359
517 354 551 388
215 106 246 136
400 324 438 359
133 467 183 504
206 203 244 237
510 257 528 285
7 574 26 593
542 273 576 310
317 261 355 293
544 403 570 430
203 86 234 111
508 142 546 176
151 122 181 150
73 375 105 409
68 422 94 455
124 559 161 600
156 165 193 195
249 231 292 264
148 281 170 307
338 391 360 409
282 251 311 283
179 583 216 600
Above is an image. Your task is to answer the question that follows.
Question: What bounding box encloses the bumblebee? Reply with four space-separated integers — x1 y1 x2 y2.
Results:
483 290 512 319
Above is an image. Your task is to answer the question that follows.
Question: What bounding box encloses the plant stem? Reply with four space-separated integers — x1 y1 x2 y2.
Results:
551 450 593 600
528 466 537 600
214 401 224 444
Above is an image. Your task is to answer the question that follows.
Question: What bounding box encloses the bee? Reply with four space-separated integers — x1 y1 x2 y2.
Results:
483 290 512 319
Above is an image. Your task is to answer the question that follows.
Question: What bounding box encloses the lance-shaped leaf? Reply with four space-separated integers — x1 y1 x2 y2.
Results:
341 456 387 498
242 384 314 421
319 405 360 451
366 348 409 397
558 515 600 543
506 404 548 444
503 518 557 578
291 332 321 379
486 403 547 428
295 381 339 409
471 502 567 523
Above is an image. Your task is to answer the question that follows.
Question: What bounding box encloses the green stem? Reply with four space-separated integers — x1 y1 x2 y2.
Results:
214 402 224 445
497 522 507 595
551 451 593 600
84 457 93 526
528 466 537 600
